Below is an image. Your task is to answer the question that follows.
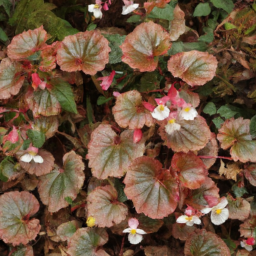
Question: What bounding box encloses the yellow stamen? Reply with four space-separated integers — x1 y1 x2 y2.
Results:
185 216 193 221
215 209 222 215
130 229 136 235
184 107 190 112
159 105 165 111
86 216 96 227
94 4 100 8
28 151 37 156
168 119 175 124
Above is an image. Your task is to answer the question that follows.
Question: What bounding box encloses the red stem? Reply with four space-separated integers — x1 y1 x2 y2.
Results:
198 155 233 160
119 235 125 256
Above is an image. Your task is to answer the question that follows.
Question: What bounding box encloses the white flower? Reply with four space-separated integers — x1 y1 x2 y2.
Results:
123 218 146 244
201 197 229 225
20 146 44 164
165 119 181 134
151 105 170 121
88 4 103 19
179 106 198 120
241 241 253 251
122 3 139 15
176 215 201 226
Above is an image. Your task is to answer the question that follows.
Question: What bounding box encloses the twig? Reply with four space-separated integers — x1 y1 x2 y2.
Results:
198 155 233 161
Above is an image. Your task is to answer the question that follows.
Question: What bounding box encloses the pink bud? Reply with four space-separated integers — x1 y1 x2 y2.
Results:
247 237 255 245
97 70 115 91
155 96 170 105
133 129 142 143
128 218 139 229
103 2 109 10
27 145 39 154
185 206 195 216
142 101 155 112
113 91 121 97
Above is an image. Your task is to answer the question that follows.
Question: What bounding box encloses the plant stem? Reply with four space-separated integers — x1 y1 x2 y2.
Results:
119 235 125 256
216 75 236 92
198 155 233 160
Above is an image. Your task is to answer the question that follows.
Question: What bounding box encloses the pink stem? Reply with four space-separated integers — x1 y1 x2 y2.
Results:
198 155 233 160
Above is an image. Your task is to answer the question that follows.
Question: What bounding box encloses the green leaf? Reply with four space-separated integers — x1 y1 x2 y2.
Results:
210 0 234 13
9 246 34 256
0 157 21 182
104 34 126 64
0 191 40 245
127 15 141 23
27 129 45 148
250 115 256 138
148 4 174 20
224 22 237 30
198 32 214 43
86 94 94 125
114 178 127 203
97 96 113 105
203 102 217 115
232 184 248 198
124 156 178 219
217 105 238 119
38 151 85 212
67 228 109 256
193 3 211 17
57 220 81 241
138 71 160 92
0 27 8 42
212 116 224 129
51 78 77 114
0 0 12 16
87 124 145 179
87 23 97 31
87 185 128 227
65 196 73 205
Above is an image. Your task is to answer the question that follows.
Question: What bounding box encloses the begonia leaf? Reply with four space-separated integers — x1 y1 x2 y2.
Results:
17 149 54 176
185 177 220 209
2 129 23 155
67 228 109 256
184 229 231 256
169 5 186 41
56 220 82 242
27 129 45 148
0 191 41 246
179 89 200 108
120 21 171 72
239 217 256 239
56 31 110 75
227 195 250 221
10 245 34 256
144 246 172 256
171 152 208 189
87 124 145 179
38 151 85 212
25 88 61 117
87 185 128 227
167 50 218 86
217 117 256 162
7 26 48 60
144 0 170 14
32 116 59 139
244 164 256 186
124 156 178 219
0 58 25 99
172 223 196 241
197 133 218 169
112 90 154 129
159 116 211 153
0 157 24 181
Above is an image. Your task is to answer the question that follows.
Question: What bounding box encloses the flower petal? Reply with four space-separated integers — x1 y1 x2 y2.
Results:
123 228 132 233
211 208 229 225
215 197 228 209
128 233 143 244
136 228 146 235
192 216 201 225
122 4 139 15
165 122 181 135
94 9 103 19
186 221 194 226
33 155 44 163
245 244 253 251
201 207 212 214
151 106 170 121
176 215 188 224
128 218 139 229
20 153 33 163
88 4 95 12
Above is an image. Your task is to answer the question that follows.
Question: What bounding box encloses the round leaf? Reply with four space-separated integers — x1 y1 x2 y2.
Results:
184 229 231 256
0 191 41 246
10 246 34 256
217 117 256 162
87 185 128 227
56 220 82 242
227 195 250 221
112 90 154 129
172 223 196 241
239 218 256 239
167 50 218 86
159 116 211 153
0 58 25 99
120 21 171 72
171 152 208 189
124 156 178 219
56 31 111 75
144 0 170 14
7 26 48 60
244 164 256 186
38 151 85 212
67 228 109 256
87 124 145 179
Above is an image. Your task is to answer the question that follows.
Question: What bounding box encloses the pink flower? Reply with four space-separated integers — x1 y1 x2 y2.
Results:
123 218 146 244
133 129 142 143
97 71 116 90
241 237 255 251
167 85 186 108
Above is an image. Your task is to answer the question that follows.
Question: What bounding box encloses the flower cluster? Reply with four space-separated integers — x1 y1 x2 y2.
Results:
123 218 146 244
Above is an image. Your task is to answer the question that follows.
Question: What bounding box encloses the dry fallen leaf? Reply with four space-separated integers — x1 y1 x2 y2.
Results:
219 160 242 181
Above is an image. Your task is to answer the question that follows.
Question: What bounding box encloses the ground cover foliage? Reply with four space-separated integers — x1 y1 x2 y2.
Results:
0 0 256 255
